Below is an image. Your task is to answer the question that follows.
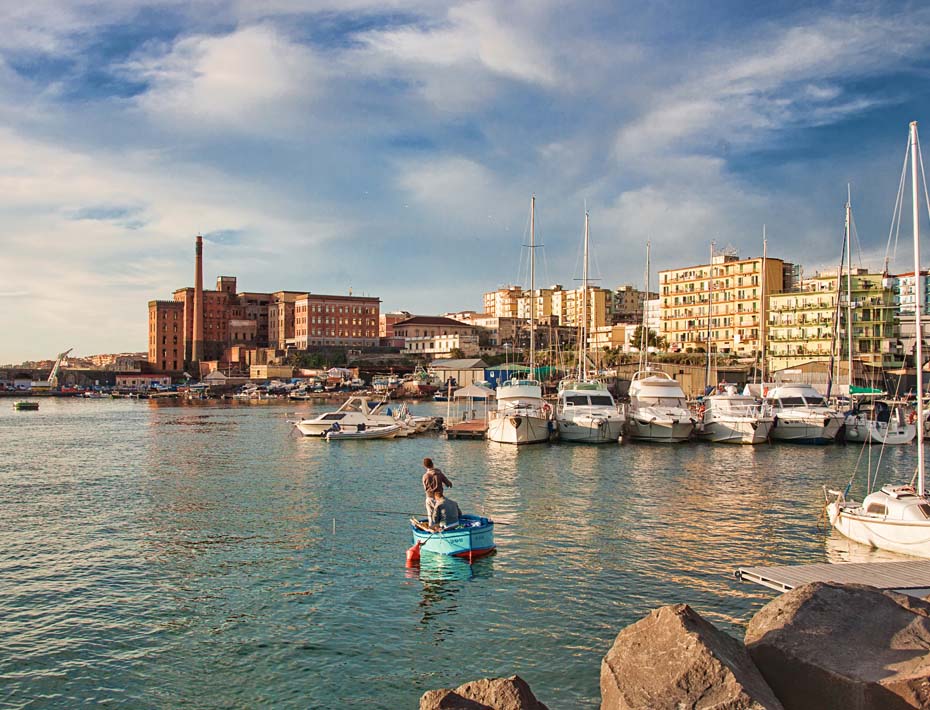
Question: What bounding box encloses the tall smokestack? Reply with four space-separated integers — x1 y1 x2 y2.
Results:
192 235 205 363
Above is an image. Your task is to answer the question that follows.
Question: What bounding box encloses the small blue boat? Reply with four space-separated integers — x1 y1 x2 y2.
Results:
411 514 495 559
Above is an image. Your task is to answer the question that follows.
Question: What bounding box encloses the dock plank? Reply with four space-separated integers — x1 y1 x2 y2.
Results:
737 560 930 596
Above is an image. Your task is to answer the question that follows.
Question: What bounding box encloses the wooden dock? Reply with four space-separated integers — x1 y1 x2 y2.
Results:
444 419 488 440
736 560 930 597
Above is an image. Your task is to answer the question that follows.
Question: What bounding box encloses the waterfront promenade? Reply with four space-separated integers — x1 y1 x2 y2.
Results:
0 398 918 707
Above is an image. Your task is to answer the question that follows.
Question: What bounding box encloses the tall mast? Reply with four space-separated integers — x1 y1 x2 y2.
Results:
705 242 715 393
581 209 590 380
761 227 767 383
639 241 650 371
911 122 925 496
530 195 536 378
846 185 854 393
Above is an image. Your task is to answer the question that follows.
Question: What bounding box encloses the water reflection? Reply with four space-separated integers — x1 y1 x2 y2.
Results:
407 554 495 641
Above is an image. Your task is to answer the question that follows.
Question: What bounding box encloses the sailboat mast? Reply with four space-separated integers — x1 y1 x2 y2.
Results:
530 195 536 378
705 242 715 393
846 186 854 394
639 242 650 371
911 122 925 496
582 210 589 380
761 227 767 383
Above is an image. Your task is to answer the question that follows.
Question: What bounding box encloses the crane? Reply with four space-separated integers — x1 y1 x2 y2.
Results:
47 348 73 388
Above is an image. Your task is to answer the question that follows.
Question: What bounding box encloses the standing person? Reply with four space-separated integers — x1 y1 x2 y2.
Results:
422 457 452 525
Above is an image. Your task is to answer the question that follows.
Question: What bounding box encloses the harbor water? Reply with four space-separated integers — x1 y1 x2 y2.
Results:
0 398 920 708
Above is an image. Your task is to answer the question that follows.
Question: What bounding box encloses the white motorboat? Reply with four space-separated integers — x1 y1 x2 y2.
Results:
764 383 844 444
828 122 930 557
487 378 552 445
845 400 916 445
697 386 774 444
325 423 402 440
294 396 410 437
626 370 695 443
556 380 625 443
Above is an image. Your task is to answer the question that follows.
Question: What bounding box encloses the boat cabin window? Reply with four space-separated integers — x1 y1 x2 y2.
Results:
866 503 888 516
655 397 686 407
322 413 347 420
919 503 930 519
775 397 805 407
589 395 614 406
803 395 825 406
565 395 588 406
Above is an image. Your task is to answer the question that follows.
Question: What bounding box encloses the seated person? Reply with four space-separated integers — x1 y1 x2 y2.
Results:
432 495 462 530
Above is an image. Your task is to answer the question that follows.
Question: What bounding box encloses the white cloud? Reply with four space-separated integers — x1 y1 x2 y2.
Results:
127 24 324 132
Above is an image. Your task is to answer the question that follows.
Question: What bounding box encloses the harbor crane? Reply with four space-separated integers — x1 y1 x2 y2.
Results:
47 348 72 388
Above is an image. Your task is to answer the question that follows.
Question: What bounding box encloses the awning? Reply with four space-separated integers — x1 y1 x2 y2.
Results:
453 384 496 399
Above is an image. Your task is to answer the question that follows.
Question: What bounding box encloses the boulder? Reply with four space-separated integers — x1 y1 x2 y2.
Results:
419 675 548 710
600 603 782 709
745 582 930 710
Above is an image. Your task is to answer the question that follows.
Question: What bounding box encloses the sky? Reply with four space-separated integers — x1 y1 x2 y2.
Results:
2 0 930 363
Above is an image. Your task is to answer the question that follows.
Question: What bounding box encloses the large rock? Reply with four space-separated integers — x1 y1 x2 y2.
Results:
600 603 782 709
745 582 930 709
419 675 548 710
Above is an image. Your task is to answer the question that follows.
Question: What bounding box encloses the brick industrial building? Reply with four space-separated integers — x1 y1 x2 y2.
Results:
148 236 380 373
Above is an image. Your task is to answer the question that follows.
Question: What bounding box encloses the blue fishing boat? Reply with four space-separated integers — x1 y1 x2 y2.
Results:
410 514 495 559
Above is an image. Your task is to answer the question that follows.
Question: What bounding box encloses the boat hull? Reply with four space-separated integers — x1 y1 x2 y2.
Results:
412 516 496 558
557 417 624 443
487 414 550 445
828 503 930 557
627 418 693 443
845 420 916 445
769 416 842 444
699 418 773 444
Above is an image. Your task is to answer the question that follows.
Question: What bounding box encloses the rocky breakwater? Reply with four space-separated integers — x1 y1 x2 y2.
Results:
419 582 930 709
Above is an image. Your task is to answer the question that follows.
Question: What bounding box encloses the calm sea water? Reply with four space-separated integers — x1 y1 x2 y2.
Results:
0 398 920 708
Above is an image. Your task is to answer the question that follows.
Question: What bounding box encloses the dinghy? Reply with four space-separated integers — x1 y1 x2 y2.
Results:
324 423 401 440
409 515 495 559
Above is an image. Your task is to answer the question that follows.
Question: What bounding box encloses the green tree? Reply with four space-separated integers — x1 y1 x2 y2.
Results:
629 326 666 351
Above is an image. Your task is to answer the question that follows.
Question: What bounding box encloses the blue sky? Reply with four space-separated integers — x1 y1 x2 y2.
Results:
2 0 930 363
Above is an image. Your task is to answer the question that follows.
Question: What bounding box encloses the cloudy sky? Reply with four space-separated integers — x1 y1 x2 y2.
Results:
2 0 930 363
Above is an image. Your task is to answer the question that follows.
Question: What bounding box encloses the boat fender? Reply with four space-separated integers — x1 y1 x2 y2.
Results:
542 403 552 417
909 410 918 425
547 420 556 432
772 415 778 429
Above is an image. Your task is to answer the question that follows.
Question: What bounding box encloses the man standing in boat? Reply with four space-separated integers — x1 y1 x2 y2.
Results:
422 457 452 525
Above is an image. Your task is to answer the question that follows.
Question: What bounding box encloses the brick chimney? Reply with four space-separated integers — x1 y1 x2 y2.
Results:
192 235 205 363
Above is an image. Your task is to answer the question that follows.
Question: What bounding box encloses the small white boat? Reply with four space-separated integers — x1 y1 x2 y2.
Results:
626 370 695 443
697 387 773 444
325 423 402 440
829 485 930 557
845 400 916 445
294 396 410 437
765 383 844 444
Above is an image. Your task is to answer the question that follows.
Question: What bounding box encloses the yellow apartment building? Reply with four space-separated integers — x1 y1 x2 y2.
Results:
659 253 786 356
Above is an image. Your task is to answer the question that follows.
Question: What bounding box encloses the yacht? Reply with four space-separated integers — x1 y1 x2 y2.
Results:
697 386 773 444
487 378 552 445
844 400 916 445
764 383 844 444
556 380 625 443
294 396 409 437
626 370 695 443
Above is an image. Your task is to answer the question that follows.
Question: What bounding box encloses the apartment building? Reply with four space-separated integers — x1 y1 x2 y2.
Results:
659 252 786 355
767 269 901 371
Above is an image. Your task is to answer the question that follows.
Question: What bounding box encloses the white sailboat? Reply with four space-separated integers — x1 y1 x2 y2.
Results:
828 121 930 557
488 196 552 445
556 209 625 443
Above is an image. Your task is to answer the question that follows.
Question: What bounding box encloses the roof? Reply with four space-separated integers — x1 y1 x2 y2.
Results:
429 358 488 369
395 316 473 327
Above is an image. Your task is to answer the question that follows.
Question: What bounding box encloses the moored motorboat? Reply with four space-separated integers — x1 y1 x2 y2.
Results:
626 370 695 442
410 514 495 558
325 423 401 440
556 380 625 443
294 396 411 437
844 400 916 445
765 383 844 444
697 387 773 444
13 401 39 411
